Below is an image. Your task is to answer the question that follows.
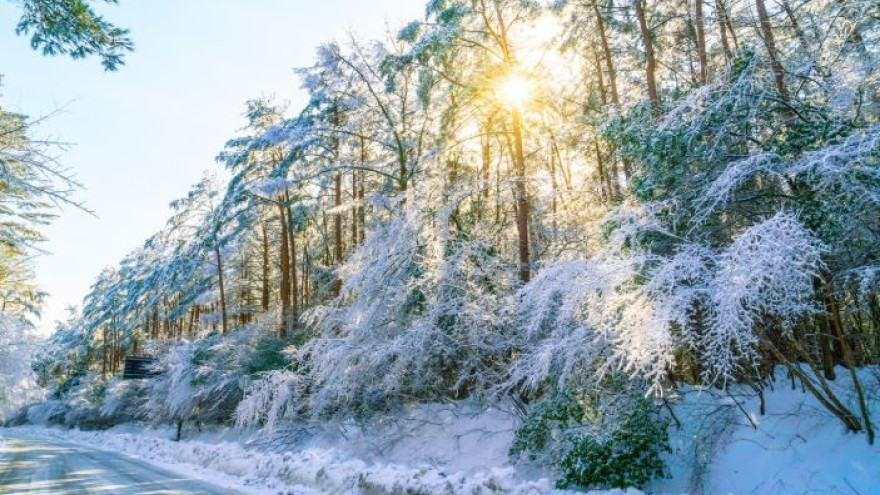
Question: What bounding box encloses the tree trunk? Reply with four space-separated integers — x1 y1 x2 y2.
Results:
592 0 619 104
239 258 249 325
261 224 269 311
358 170 366 244
481 121 491 201
303 242 311 307
331 170 343 296
334 170 343 265
214 245 228 335
511 108 530 283
780 0 809 52
187 307 195 339
635 0 661 107
162 298 170 339
716 0 739 50
825 285 875 444
287 204 299 330
101 326 108 378
351 170 358 247
595 139 610 203
755 0 788 98
594 49 608 105
694 0 709 85
714 0 733 61
278 202 291 339
814 278 837 380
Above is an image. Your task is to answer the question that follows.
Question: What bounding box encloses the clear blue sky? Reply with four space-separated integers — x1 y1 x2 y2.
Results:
0 0 423 335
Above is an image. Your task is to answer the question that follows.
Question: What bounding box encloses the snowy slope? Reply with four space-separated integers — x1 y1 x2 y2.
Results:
652 366 880 495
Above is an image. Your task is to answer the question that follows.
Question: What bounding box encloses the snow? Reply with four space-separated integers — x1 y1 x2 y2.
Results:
0 315 44 421
510 211 824 395
9 401 645 495
651 366 880 495
8 428 556 495
705 383 880 494
9 5 880 494
8 367 880 494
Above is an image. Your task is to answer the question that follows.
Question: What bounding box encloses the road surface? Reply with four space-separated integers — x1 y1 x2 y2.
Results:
0 430 244 494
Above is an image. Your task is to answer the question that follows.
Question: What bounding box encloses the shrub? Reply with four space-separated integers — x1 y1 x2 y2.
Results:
100 377 148 423
143 317 291 428
511 388 669 490
556 397 670 489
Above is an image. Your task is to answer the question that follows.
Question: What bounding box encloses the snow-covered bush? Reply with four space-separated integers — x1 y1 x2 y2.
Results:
142 343 199 426
557 397 669 490
241 193 517 425
61 374 111 428
510 210 824 396
235 369 308 430
144 313 287 429
24 398 68 425
100 377 148 423
0 314 44 421
510 385 669 490
24 372 117 429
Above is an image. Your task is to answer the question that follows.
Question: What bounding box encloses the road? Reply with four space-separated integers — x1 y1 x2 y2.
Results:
0 430 244 494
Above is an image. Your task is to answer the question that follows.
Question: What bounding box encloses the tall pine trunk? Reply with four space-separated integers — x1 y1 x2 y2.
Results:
286 202 299 329
714 0 733 61
511 107 531 283
592 0 619 104
278 201 291 339
261 224 269 311
694 0 708 85
214 245 228 335
755 0 788 98
635 0 661 108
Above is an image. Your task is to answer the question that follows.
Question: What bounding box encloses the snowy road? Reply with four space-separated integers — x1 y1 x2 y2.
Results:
0 431 244 494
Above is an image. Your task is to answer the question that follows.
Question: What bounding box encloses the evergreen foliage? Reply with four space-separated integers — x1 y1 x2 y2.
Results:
511 387 669 490
13 0 133 70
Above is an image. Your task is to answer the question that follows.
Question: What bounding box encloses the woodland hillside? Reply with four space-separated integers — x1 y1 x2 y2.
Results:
3 0 880 492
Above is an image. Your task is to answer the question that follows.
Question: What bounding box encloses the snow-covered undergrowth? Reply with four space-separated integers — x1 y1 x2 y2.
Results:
652 367 880 495
15 369 880 495
15 401 608 495
0 314 44 422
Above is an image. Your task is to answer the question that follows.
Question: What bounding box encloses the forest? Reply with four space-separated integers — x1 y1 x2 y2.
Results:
1 0 879 493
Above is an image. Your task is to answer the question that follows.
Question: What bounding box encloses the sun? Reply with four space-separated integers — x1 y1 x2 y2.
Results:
497 74 533 108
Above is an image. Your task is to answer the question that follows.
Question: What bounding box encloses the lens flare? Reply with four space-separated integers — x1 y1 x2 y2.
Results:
497 74 532 108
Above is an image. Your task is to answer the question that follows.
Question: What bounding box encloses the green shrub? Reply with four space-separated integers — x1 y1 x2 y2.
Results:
556 397 669 489
510 387 587 461
511 388 670 490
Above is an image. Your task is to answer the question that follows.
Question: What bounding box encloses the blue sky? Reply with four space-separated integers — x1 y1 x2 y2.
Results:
0 0 423 335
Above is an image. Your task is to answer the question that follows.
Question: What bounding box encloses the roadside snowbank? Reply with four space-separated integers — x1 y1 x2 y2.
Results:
14 367 879 495
16 425 637 495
